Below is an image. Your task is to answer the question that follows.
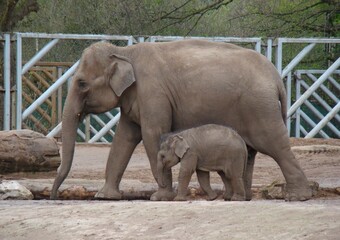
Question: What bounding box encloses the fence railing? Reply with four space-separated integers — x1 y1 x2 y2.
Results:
274 38 340 138
1 33 339 140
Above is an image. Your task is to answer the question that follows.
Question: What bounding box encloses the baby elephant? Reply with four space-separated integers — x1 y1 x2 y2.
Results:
157 124 247 201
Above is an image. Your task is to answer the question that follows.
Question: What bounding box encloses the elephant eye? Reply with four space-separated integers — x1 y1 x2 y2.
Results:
78 79 87 89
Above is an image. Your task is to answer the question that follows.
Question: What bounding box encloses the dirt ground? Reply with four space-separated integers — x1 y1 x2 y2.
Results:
1 137 340 239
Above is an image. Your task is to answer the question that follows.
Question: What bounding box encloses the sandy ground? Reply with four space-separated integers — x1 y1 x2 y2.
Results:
1 137 340 239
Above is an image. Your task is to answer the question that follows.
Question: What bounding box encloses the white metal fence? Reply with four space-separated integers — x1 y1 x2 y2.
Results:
1 33 339 140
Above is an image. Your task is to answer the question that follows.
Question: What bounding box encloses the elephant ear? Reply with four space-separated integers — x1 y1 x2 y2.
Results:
105 54 136 97
173 135 190 159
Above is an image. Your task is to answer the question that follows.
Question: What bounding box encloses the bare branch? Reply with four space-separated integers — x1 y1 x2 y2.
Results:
263 1 325 17
154 0 192 22
153 0 234 34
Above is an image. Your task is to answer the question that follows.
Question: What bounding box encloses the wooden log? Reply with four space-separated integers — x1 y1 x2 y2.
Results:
0 130 60 173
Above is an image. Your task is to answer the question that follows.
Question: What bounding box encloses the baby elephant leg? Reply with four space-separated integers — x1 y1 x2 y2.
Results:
218 171 233 201
231 177 246 201
174 166 194 201
196 170 217 200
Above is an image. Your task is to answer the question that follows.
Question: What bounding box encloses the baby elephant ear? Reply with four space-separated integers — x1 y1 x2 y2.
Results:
105 54 136 97
174 136 189 158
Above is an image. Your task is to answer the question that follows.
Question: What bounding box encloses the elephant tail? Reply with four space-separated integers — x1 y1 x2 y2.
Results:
277 78 287 126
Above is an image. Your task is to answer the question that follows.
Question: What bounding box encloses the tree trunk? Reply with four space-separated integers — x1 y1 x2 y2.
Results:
0 129 60 173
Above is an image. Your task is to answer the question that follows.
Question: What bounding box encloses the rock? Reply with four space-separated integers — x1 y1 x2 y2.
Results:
309 181 320 196
261 181 285 199
335 188 340 195
0 180 34 200
262 181 319 200
0 130 60 173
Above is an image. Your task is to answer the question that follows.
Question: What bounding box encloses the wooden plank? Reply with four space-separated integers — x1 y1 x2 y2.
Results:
22 76 53 108
22 64 68 133
22 61 74 67
22 92 52 123
26 115 49 134
30 71 51 89
42 69 56 83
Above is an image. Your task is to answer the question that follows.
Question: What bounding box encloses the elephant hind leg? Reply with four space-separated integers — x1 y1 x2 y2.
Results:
252 125 312 201
230 177 246 201
245 147 257 201
217 171 232 201
271 147 311 201
196 170 217 201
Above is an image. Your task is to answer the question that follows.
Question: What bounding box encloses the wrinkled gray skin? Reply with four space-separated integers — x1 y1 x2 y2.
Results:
157 124 247 201
50 39 312 201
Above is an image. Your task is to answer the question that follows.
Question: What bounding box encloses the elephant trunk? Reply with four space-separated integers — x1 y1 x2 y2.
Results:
157 154 166 188
50 99 80 199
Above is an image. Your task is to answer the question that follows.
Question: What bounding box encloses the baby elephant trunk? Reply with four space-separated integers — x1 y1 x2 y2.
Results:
157 153 166 188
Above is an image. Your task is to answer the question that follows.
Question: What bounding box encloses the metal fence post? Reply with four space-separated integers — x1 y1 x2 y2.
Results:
295 74 301 138
16 33 23 129
255 40 261 53
266 38 273 62
128 36 134 46
137 36 145 43
275 39 283 76
3 33 11 130
286 72 292 133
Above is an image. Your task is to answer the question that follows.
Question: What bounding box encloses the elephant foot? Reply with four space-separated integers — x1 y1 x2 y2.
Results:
245 189 253 201
94 185 122 200
207 192 218 201
231 194 246 201
284 182 312 201
150 188 176 201
223 192 232 201
174 195 187 201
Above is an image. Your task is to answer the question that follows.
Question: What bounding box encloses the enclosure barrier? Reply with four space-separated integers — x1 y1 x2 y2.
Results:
1 33 339 141
274 38 340 138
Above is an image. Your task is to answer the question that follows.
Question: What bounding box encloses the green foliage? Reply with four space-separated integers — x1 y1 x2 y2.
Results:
14 0 339 38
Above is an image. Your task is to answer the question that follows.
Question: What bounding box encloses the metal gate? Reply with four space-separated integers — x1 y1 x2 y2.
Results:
1 33 339 141
274 38 340 138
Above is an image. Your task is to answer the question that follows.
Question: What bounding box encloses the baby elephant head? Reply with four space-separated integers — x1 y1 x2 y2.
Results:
157 135 190 187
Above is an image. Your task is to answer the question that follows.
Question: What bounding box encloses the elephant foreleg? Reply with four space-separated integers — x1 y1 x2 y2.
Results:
175 168 193 201
173 154 198 201
95 115 142 200
142 127 176 201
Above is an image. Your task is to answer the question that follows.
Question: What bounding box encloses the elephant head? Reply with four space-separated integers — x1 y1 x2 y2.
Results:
50 42 136 199
157 135 190 188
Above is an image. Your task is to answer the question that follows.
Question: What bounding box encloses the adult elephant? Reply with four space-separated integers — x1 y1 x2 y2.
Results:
50 39 312 201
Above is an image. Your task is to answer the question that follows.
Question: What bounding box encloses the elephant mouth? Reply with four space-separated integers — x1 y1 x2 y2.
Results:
82 100 110 115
